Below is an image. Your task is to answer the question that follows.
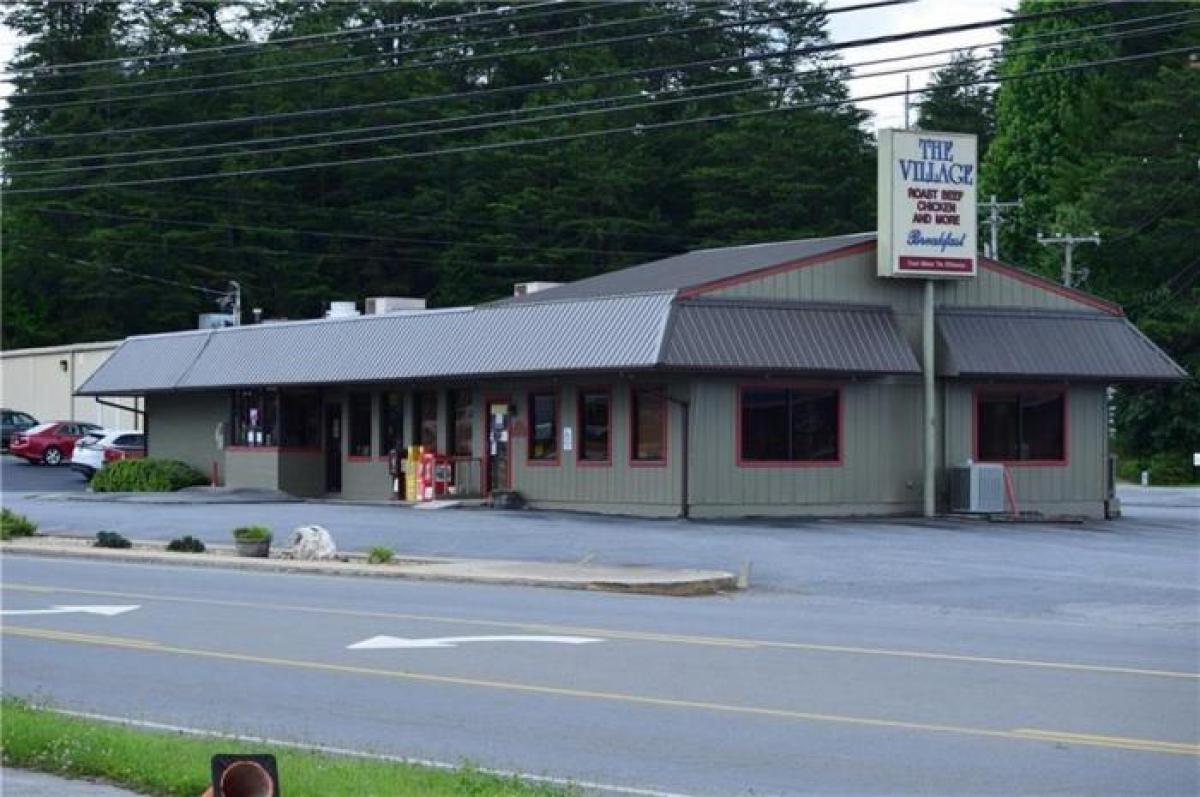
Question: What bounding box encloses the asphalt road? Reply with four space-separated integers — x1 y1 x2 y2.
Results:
3 549 1197 796
1 453 90 493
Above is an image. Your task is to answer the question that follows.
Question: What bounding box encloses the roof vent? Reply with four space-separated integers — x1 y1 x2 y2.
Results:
198 313 236 329
325 301 360 319
365 296 427 314
513 281 564 297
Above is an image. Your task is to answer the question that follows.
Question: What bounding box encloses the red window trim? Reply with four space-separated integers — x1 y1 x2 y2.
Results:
346 455 376 463
526 387 560 466
575 386 613 467
628 384 668 468
735 383 844 468
226 445 322 455
972 384 1069 467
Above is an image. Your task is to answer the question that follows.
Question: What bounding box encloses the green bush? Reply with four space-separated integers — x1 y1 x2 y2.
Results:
1117 452 1198 485
0 508 37 540
166 535 206 553
232 525 271 543
94 531 132 549
367 546 395 564
91 459 209 493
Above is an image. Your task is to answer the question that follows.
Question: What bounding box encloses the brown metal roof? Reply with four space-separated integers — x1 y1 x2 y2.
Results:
937 307 1187 381
661 298 920 375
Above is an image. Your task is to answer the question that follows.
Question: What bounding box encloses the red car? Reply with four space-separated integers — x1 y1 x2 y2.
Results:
9 421 103 466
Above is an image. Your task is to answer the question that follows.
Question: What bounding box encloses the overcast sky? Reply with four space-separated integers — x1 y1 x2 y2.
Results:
0 0 1010 128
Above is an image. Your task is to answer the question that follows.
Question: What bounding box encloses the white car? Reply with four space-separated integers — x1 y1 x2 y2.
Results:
70 429 146 480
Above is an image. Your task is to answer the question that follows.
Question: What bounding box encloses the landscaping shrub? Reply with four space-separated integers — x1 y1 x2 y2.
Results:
0 508 37 540
94 531 132 549
91 459 209 493
367 546 395 564
166 535 206 553
232 525 271 543
1117 452 1198 485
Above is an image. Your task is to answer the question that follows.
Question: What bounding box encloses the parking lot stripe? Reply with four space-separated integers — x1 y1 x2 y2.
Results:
4 580 1196 679
5 624 1198 758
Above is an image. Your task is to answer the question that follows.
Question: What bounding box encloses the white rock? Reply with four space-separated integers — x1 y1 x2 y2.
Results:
289 525 338 560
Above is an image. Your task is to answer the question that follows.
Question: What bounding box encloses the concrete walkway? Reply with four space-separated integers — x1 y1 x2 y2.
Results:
2 769 142 797
0 535 737 596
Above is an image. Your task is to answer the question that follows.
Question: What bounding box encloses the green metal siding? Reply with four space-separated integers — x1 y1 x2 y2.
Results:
224 449 280 491
146 391 228 476
943 383 1107 517
688 378 924 517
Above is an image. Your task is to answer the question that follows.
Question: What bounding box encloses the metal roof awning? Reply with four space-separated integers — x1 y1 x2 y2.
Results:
77 293 675 395
936 307 1187 382
661 298 920 375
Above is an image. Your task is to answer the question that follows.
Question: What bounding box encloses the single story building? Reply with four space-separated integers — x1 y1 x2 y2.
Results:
77 233 1185 518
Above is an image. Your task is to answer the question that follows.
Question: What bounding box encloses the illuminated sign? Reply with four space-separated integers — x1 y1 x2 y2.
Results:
878 129 978 278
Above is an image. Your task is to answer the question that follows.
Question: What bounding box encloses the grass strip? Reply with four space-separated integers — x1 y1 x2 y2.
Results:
0 698 570 796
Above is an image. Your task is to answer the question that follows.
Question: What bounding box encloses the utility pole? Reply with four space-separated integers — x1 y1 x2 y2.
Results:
979 194 1022 259
1037 231 1100 286
903 74 911 130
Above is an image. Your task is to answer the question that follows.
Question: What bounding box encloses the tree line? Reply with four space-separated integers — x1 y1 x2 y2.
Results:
2 1 1195 473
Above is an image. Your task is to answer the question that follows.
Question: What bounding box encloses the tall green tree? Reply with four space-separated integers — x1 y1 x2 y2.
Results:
916 50 995 160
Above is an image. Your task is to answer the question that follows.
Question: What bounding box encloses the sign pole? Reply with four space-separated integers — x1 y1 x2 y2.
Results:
923 279 936 518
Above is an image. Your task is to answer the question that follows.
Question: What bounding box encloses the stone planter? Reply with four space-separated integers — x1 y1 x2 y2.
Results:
235 539 271 558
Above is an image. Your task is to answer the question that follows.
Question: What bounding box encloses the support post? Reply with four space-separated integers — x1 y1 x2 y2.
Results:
923 279 936 518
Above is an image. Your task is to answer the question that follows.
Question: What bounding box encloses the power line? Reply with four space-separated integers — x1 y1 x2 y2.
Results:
6 3 635 89
7 43 1193 196
11 16 1194 177
5 0 569 75
9 3 901 113
28 247 231 295
8 3 746 99
29 207 674 257
4 3 1117 144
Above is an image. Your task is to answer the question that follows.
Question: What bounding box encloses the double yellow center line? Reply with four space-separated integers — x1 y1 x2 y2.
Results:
5 624 1197 758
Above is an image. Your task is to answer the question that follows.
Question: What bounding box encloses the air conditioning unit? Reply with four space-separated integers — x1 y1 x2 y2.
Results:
513 281 563 297
325 301 359 319
949 462 1006 513
366 296 426 314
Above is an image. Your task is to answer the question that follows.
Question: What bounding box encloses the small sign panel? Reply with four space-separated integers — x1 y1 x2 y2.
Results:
878 129 978 278
562 426 574 452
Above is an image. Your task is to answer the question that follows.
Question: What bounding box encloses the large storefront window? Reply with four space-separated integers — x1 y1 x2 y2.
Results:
631 386 666 463
578 390 610 464
977 388 1066 463
280 391 320 448
348 392 373 457
740 387 839 464
231 389 278 447
413 390 438 449
528 391 558 462
380 391 404 456
448 389 473 456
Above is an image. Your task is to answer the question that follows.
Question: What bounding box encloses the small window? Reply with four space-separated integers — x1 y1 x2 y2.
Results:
740 387 839 463
631 386 666 463
578 390 611 463
231 389 278 446
280 390 320 448
528 391 558 462
380 391 404 456
348 392 373 457
448 389 473 457
114 434 144 448
977 388 1065 463
413 390 438 449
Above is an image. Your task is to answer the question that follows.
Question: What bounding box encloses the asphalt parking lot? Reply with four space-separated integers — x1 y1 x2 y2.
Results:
1 453 90 493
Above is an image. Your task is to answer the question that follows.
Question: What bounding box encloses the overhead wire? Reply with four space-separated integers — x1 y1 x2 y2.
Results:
6 44 1195 195
9 15 1196 177
9 2 906 113
4 2 1119 144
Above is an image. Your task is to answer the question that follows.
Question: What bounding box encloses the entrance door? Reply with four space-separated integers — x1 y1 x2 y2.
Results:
484 397 512 494
324 403 342 493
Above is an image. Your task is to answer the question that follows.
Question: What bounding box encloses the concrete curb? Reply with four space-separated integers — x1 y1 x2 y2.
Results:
0 537 738 597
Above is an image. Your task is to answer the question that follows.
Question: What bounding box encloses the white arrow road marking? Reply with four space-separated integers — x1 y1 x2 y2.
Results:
348 634 603 650
0 604 141 617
